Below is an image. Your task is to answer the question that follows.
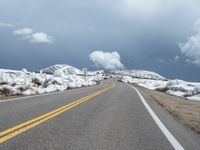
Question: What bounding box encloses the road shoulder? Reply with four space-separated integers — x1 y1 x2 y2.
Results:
137 85 200 133
133 84 200 150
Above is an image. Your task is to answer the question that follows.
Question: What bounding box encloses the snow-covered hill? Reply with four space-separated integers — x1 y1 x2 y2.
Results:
0 65 104 97
112 70 166 80
40 64 82 75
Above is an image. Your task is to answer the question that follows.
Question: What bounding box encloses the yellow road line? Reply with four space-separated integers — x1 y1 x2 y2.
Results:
0 84 113 137
0 82 115 143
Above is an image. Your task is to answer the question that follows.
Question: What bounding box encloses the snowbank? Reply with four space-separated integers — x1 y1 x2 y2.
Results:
121 76 167 90
0 65 104 97
121 76 200 101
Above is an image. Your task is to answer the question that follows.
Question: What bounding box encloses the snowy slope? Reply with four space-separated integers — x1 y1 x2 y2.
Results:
112 70 166 80
121 76 200 101
87 70 104 76
121 76 168 90
0 65 104 97
40 64 82 75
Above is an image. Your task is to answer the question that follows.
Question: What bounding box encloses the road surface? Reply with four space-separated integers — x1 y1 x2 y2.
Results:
0 79 200 150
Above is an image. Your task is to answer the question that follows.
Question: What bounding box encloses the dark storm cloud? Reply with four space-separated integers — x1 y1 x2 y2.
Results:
1 0 200 80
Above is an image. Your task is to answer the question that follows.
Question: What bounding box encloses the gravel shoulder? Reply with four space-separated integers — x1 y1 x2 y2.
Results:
137 85 200 133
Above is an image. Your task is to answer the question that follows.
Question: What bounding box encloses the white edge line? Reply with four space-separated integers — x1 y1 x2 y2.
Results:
0 91 65 103
128 84 184 150
0 87 83 103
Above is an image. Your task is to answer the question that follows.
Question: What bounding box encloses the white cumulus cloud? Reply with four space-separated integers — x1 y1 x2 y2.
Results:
31 32 52 43
179 18 200 66
89 50 124 70
13 27 53 44
13 28 33 35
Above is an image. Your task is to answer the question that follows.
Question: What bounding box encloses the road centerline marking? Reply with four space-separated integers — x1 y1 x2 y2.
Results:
0 82 115 143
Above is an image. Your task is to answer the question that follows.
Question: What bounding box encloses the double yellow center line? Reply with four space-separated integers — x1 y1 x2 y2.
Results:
0 82 115 143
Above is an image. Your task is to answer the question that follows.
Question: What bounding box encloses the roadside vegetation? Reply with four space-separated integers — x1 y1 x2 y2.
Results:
140 86 200 133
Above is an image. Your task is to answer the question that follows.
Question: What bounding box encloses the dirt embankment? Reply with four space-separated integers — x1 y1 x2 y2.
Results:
139 86 200 133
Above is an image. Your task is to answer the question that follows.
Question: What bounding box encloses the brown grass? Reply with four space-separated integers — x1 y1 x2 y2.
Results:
139 86 200 133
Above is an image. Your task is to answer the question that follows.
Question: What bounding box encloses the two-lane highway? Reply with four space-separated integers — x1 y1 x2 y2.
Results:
0 79 200 149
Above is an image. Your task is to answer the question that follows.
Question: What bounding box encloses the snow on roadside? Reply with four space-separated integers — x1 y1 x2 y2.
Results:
121 76 200 101
0 65 104 97
187 95 200 101
112 69 166 80
121 76 167 90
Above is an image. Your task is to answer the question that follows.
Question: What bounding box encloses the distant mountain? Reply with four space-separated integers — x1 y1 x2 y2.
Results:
111 70 166 80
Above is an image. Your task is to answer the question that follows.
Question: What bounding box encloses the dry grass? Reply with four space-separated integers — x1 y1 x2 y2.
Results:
0 94 26 100
139 86 200 133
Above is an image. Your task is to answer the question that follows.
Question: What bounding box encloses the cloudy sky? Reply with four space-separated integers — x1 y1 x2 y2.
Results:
1 0 200 81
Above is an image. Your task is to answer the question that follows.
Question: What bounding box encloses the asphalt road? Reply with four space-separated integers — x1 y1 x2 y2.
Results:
0 79 200 150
